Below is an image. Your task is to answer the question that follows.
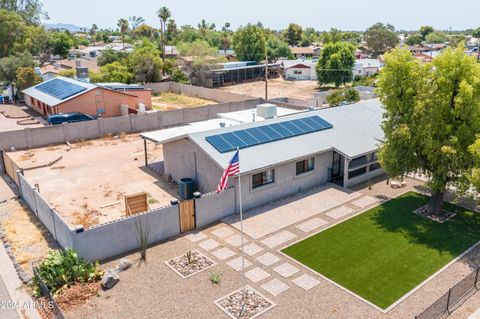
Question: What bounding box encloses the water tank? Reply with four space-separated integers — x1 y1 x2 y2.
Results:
138 103 146 113
120 104 129 116
178 178 194 200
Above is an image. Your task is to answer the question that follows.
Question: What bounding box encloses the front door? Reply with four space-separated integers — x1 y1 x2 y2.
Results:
179 199 196 233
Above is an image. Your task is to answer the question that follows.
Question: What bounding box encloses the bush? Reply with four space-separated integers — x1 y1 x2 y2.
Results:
326 88 360 107
33 249 102 297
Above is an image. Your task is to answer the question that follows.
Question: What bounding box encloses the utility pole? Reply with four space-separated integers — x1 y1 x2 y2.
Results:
264 53 268 101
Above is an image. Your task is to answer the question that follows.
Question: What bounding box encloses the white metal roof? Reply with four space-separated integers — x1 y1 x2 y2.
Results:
217 106 299 124
187 99 384 173
22 76 96 107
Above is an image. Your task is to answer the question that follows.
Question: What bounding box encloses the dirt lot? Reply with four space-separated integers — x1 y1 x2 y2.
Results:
151 92 216 111
0 104 44 132
8 134 177 228
219 78 321 101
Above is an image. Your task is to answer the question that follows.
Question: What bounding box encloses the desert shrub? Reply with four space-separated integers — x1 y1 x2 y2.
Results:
33 249 102 296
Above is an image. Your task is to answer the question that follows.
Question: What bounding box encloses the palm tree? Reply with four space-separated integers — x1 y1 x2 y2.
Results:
128 16 145 31
117 18 129 50
89 24 98 46
157 6 171 74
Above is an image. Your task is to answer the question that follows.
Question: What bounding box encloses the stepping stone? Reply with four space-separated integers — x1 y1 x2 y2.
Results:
293 274 320 291
256 252 281 267
273 263 299 278
211 247 236 260
351 196 378 208
261 230 297 248
198 239 220 251
261 278 290 297
225 234 249 247
296 217 328 232
185 232 207 242
227 257 252 272
325 206 355 219
245 267 270 283
242 243 264 256
211 226 234 239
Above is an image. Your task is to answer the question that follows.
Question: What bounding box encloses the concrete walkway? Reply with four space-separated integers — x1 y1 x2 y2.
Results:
0 229 40 319
0 276 19 319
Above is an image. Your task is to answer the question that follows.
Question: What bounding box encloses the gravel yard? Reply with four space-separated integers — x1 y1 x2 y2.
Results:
64 178 480 319
7 134 177 227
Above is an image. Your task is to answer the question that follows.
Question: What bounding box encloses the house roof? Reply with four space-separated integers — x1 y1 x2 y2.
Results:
281 59 315 69
22 76 97 107
355 59 381 69
291 47 316 55
187 99 384 173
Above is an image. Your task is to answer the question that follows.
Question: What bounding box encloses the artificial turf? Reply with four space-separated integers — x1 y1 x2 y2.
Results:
282 192 480 309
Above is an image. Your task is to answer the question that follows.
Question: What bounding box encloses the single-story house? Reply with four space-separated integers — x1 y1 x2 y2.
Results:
353 59 381 77
282 59 317 81
143 99 385 211
22 77 152 118
290 46 320 58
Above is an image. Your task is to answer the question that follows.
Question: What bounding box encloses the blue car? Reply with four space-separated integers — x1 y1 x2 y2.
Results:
47 112 96 125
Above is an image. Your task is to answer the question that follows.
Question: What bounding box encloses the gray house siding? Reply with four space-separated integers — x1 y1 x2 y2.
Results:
163 138 223 193
237 151 332 211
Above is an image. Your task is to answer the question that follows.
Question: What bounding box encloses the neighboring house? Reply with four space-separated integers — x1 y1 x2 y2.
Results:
290 46 320 58
39 57 100 80
164 45 180 58
353 59 381 77
144 99 384 211
22 77 152 118
282 59 317 81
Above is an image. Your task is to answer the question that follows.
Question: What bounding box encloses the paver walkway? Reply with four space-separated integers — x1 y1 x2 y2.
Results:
224 184 362 238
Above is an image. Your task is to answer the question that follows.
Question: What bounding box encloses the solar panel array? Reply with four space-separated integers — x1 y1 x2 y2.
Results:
36 79 87 100
206 115 333 153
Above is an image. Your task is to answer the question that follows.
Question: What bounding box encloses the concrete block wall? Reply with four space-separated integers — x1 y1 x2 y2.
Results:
73 205 180 261
195 188 236 228
18 174 75 249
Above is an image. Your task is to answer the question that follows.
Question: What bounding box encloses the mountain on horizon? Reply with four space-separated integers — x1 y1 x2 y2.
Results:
44 23 86 32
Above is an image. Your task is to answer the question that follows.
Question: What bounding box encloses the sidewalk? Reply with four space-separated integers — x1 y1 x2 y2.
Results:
0 275 19 319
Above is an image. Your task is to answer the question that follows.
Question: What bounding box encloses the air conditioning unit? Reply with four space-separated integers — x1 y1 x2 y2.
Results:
256 103 277 119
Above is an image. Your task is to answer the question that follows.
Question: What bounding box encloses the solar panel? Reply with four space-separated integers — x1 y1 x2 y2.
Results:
36 79 87 100
205 115 333 153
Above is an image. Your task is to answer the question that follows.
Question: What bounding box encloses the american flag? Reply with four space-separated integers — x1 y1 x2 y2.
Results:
217 149 240 193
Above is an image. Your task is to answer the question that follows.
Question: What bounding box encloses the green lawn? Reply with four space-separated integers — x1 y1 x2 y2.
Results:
282 192 480 309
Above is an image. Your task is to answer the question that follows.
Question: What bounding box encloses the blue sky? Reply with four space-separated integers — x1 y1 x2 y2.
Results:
42 0 479 31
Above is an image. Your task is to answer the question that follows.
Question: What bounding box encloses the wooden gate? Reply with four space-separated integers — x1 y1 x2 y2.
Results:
179 199 196 233
1 150 20 186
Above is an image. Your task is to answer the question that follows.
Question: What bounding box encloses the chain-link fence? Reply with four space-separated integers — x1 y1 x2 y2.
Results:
416 268 479 319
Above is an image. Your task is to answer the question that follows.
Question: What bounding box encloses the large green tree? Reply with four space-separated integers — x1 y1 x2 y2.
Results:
405 34 423 46
266 35 291 62
377 46 480 215
425 31 448 44
157 6 171 73
419 25 434 40
90 62 132 83
282 23 303 46
364 22 399 57
316 41 355 87
50 32 74 58
117 18 129 49
15 66 41 90
128 40 163 83
0 0 47 24
232 24 266 62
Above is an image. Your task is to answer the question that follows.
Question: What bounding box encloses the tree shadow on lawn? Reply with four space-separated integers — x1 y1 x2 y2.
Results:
370 192 480 269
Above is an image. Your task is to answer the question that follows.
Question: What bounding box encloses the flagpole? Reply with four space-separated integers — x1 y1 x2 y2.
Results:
237 147 247 316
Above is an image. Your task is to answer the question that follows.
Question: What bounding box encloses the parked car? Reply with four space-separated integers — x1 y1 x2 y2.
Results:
47 112 96 125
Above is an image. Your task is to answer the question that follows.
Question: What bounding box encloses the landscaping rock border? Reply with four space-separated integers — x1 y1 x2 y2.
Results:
214 285 276 319
0 226 31 284
413 204 456 223
165 250 217 279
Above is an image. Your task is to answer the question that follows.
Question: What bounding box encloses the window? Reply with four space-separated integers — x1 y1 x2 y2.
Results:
294 70 302 75
296 158 315 175
369 162 381 171
252 169 274 189
348 167 367 179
